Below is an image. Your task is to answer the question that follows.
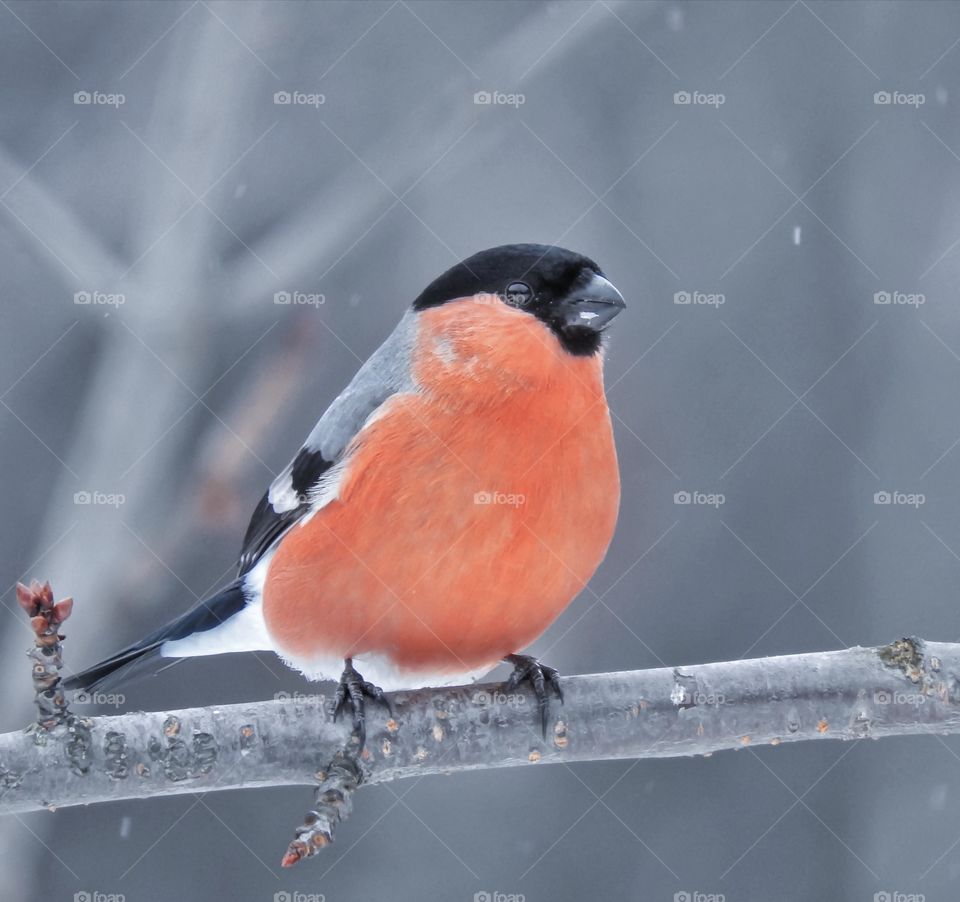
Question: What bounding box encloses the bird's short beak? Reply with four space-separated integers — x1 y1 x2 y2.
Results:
557 273 626 332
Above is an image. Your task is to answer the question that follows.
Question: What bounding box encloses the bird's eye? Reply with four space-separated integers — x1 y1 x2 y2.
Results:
503 281 533 307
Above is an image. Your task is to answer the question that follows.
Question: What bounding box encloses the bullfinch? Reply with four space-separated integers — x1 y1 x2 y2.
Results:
64 243 625 743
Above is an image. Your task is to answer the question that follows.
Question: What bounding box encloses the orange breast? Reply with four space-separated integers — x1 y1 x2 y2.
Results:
262 297 620 680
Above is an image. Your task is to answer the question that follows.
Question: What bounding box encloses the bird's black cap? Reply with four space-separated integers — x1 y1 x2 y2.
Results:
412 244 624 355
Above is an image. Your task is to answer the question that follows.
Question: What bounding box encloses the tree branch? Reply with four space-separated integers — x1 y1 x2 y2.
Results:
2 626 958 862
5 581 956 866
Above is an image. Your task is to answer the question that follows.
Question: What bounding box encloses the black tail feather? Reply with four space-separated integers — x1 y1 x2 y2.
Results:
61 640 164 693
62 580 247 693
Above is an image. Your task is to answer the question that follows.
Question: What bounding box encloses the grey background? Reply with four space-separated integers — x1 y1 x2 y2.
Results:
0 1 958 900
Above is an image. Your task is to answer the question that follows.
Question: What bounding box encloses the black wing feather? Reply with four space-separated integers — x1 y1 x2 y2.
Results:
237 447 332 577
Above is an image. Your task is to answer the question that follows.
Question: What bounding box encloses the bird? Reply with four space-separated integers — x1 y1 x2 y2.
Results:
64 243 625 745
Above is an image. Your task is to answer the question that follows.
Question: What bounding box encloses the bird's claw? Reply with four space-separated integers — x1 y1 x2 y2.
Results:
333 658 394 749
504 653 563 738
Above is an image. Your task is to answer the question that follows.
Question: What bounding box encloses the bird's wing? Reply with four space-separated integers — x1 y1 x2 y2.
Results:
237 310 419 577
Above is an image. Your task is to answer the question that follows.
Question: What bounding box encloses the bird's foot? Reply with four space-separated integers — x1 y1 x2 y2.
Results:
332 658 394 750
504 653 564 738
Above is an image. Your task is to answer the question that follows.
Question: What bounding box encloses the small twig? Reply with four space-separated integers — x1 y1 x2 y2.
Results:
16 580 73 731
281 751 364 867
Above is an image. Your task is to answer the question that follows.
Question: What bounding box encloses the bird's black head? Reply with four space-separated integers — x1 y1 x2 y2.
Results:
412 244 625 356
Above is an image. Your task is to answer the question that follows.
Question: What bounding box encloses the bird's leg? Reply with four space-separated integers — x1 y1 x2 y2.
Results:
332 657 394 749
504 653 564 738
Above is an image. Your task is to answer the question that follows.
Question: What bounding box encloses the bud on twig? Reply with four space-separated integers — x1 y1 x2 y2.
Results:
16 580 74 731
